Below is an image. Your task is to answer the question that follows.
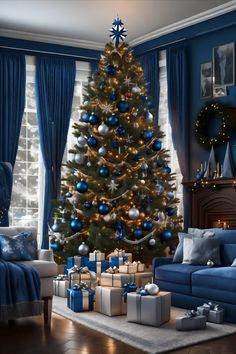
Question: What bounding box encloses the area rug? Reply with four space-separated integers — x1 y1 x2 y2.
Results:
53 296 236 354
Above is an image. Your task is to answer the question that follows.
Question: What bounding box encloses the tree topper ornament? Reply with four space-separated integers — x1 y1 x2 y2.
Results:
110 17 127 47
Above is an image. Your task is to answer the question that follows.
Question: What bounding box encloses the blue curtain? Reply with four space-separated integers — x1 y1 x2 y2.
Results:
167 45 190 229
0 52 26 225
36 57 76 248
138 50 159 124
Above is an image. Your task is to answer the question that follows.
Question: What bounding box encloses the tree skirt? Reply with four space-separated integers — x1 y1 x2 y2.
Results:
53 296 236 354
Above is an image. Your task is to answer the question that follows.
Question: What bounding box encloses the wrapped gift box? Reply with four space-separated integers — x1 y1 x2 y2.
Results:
197 304 225 324
176 312 207 331
109 256 128 268
68 272 92 288
119 262 137 274
134 272 152 288
89 250 105 262
136 262 145 273
67 256 88 269
127 291 171 327
53 275 69 297
107 249 132 262
67 286 95 312
100 272 135 287
95 286 127 316
84 260 110 275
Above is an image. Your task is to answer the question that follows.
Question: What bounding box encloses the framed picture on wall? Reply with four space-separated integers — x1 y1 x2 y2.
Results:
213 42 235 86
200 62 212 98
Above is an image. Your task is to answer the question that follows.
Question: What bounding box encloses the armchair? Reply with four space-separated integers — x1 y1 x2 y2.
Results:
0 226 57 325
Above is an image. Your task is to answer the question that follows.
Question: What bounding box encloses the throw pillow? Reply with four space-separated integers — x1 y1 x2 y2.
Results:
183 237 221 266
0 232 37 261
14 231 38 259
188 228 220 237
173 232 194 263
231 258 236 266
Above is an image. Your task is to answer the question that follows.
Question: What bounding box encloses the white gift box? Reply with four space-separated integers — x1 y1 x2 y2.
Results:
127 291 171 327
89 251 105 262
137 262 145 272
100 272 135 287
95 286 127 316
53 278 69 297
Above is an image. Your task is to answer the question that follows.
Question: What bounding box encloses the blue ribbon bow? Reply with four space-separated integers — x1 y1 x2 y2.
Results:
123 282 137 302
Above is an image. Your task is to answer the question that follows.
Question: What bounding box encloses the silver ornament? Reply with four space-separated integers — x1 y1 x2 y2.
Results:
149 238 156 246
207 259 214 267
98 146 107 156
77 135 86 146
144 283 159 295
131 185 138 191
167 192 174 199
90 81 95 87
103 214 111 222
98 123 109 135
146 111 154 122
132 85 141 94
87 161 92 167
128 207 140 220
78 242 89 255
74 153 86 165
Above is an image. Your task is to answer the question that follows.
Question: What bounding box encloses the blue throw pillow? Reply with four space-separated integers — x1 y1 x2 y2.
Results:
14 231 38 259
0 232 37 261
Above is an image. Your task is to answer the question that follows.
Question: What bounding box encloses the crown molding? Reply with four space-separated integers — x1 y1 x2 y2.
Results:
129 1 236 47
0 1 235 51
0 28 105 51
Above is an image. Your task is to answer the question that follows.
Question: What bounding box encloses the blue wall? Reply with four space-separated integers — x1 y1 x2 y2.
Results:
134 10 236 180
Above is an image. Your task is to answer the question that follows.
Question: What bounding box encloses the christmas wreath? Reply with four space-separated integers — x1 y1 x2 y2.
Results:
195 102 231 149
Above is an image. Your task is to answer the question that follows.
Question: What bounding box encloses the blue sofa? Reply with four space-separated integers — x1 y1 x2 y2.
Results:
152 230 236 323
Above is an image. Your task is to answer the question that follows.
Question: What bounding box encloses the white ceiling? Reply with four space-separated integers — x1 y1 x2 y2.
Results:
0 0 235 49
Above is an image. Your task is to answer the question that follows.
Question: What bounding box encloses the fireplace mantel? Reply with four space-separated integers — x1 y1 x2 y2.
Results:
183 178 236 229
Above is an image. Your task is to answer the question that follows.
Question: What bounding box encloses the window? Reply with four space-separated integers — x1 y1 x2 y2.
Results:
9 56 90 244
158 50 183 215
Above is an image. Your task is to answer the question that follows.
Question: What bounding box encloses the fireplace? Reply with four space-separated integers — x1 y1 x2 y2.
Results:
184 178 236 229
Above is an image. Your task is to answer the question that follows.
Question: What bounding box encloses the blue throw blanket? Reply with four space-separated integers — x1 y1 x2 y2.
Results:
0 260 42 320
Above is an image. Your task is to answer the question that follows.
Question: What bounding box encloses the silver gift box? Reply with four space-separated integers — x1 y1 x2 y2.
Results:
100 273 135 287
127 291 171 327
197 306 225 324
53 279 69 297
176 315 207 331
95 286 127 316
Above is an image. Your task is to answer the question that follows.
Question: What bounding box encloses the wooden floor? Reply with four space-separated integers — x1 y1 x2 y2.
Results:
1 313 236 354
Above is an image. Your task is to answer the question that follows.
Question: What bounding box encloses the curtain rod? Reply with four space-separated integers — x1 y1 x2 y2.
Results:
0 44 99 61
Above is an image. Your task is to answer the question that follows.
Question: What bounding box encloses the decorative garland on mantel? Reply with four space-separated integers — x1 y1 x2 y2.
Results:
195 102 231 149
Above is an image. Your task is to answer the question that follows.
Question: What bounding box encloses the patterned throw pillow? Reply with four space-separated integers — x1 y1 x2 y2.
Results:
0 232 37 261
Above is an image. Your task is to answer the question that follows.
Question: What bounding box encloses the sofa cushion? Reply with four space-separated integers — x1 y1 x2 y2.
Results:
183 237 221 266
213 230 236 244
0 233 34 261
221 244 236 266
16 260 57 277
155 263 206 285
155 279 192 295
188 228 219 237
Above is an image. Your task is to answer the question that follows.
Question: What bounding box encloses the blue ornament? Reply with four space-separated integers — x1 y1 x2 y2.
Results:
141 130 153 142
84 201 92 209
164 166 171 174
51 223 61 232
107 113 119 126
76 180 88 193
87 136 98 147
157 160 163 167
133 153 141 161
152 140 162 151
141 95 148 101
162 230 173 241
89 113 99 125
70 219 83 232
110 17 127 47
81 111 89 123
115 229 125 240
147 100 153 108
117 126 126 135
117 100 129 113
133 228 143 239
105 64 115 75
110 91 117 101
98 203 110 215
143 220 153 231
99 165 110 178
166 207 176 216
114 222 124 231
50 240 62 252
65 191 73 198
112 139 119 149
154 215 159 221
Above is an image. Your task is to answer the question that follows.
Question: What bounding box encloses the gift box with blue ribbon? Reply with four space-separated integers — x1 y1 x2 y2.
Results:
67 283 95 312
123 282 137 302
197 302 225 324
109 256 128 268
176 310 207 331
66 256 88 270
84 259 110 275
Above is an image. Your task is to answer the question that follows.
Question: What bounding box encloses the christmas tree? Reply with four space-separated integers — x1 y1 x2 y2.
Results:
50 18 182 264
